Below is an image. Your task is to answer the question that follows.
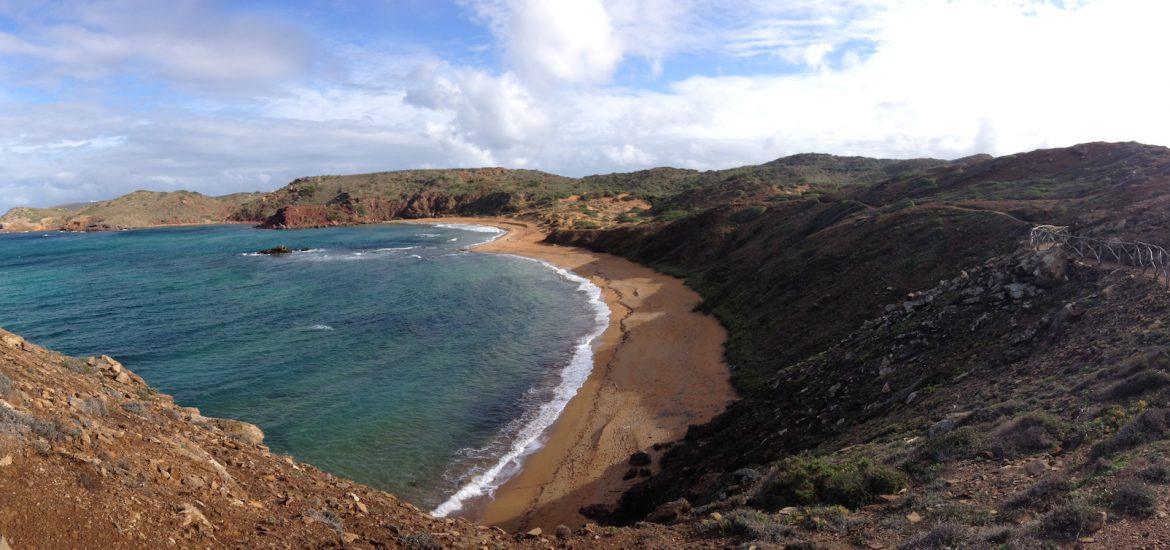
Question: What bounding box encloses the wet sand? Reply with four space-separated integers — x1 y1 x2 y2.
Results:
400 217 736 532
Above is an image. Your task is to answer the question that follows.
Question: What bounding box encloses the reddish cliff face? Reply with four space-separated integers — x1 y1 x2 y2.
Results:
256 189 525 229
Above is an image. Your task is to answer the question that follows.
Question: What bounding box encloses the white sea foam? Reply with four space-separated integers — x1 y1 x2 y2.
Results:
416 233 440 238
308 324 334 331
431 223 506 235
431 255 609 518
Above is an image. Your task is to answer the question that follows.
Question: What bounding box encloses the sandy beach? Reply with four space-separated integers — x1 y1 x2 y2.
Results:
401 217 736 532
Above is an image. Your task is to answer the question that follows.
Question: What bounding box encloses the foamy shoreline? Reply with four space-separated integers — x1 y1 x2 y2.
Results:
393 217 736 532
430 251 610 517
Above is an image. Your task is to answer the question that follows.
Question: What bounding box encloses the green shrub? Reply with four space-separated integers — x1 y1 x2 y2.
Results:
1110 482 1158 519
730 205 767 223
573 220 600 230
695 508 792 542
658 209 690 222
1071 402 1146 448
756 456 907 510
0 372 11 398
1089 408 1170 460
797 505 851 533
906 426 983 474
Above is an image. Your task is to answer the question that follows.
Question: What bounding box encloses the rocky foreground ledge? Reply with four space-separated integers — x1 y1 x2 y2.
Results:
2 329 693 549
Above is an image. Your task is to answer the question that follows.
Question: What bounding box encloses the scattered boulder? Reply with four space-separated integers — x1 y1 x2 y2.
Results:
1028 248 1071 289
0 332 24 350
177 503 212 532
580 503 615 521
628 451 652 466
524 527 542 538
98 355 123 374
645 498 691 524
555 524 572 540
210 418 265 445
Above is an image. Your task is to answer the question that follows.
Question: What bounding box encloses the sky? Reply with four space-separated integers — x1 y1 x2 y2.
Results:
1 0 1168 211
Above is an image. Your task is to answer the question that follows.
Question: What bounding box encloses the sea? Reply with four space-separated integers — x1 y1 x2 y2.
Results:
0 223 608 516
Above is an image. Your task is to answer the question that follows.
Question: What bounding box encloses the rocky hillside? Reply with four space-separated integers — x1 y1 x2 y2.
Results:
538 141 1170 547
229 154 954 231
0 191 262 232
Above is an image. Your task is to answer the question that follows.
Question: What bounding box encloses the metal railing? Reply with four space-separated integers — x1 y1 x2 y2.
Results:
1030 225 1170 288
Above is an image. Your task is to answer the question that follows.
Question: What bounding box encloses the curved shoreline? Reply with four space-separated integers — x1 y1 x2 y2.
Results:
398 217 737 531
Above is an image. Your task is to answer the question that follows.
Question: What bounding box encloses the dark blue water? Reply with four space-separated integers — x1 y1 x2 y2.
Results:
0 223 605 511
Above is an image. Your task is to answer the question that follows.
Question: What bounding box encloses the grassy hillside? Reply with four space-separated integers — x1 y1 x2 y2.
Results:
543 141 1170 547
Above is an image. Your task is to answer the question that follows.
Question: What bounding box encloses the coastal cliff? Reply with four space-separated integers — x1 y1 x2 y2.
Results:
0 191 260 232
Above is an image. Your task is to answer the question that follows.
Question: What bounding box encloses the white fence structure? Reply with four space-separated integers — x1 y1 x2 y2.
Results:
1029 225 1170 289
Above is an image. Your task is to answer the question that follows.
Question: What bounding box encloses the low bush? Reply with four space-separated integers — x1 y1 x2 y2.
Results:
755 456 907 510
989 410 1068 458
797 505 852 533
1138 460 1170 484
0 372 11 397
398 533 441 550
905 426 983 475
1000 476 1074 512
898 523 969 550
1038 501 1104 541
305 509 343 533
1099 370 1170 401
695 508 792 542
122 402 149 418
1110 482 1158 519
79 398 106 416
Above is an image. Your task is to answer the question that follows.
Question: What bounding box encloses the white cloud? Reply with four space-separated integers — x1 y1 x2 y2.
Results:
464 0 623 86
3 0 1170 214
602 144 656 166
0 0 321 93
405 64 551 151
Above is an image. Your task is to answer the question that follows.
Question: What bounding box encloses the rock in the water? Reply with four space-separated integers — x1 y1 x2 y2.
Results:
628 451 652 466
645 498 691 524
257 245 310 255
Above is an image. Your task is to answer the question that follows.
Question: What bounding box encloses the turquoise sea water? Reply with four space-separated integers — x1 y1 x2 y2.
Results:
0 223 606 512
